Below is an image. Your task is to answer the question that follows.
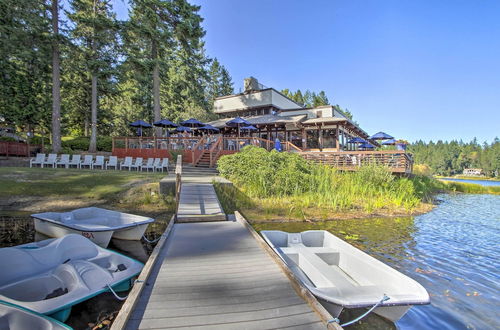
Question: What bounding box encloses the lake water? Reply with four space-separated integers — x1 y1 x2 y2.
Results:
439 178 500 186
254 194 500 330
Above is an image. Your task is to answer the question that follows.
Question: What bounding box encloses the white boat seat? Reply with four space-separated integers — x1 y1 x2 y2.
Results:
280 244 374 290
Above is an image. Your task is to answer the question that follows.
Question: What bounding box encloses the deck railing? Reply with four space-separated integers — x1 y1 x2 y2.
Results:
300 150 413 174
111 137 413 173
0 141 42 157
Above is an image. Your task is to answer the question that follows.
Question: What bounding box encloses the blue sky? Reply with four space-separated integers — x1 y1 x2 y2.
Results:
113 0 499 143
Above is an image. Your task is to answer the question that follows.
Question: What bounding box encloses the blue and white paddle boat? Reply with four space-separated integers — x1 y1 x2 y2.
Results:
0 234 143 322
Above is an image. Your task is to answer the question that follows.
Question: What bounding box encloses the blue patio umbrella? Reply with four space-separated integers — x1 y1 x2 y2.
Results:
197 124 219 133
347 137 366 144
225 117 250 127
240 125 257 131
226 117 251 137
174 126 192 132
180 118 204 127
359 142 375 149
153 119 178 137
153 119 178 128
382 139 397 145
129 120 152 128
369 131 394 140
129 120 152 136
274 138 282 152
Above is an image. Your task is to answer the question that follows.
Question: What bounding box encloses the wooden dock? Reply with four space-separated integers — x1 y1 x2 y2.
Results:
112 165 340 330
176 183 226 222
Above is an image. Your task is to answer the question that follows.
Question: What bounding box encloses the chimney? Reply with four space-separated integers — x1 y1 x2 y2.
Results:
244 77 260 92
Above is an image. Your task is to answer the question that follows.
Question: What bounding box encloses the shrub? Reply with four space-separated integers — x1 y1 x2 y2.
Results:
218 146 442 212
62 136 112 152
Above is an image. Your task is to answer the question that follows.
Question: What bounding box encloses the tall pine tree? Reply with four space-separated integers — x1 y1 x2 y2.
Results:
67 0 118 152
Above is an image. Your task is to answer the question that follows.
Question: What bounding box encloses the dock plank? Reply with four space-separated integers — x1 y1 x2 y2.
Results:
176 183 226 222
126 221 331 329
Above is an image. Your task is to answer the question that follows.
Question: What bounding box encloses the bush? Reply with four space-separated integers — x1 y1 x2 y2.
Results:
218 146 442 212
62 136 112 152
0 137 17 142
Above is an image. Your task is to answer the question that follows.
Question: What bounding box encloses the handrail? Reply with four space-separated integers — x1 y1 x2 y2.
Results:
209 136 223 167
191 136 206 165
175 155 182 218
300 150 413 174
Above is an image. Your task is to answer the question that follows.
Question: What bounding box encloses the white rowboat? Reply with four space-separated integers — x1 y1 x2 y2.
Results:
32 207 154 247
0 234 143 322
261 230 430 322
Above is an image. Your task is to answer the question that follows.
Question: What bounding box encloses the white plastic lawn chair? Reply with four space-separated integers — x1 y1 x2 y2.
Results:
156 158 169 172
68 155 81 168
30 153 45 168
141 158 155 172
152 158 161 171
130 157 143 171
106 156 118 170
56 154 70 168
43 154 58 168
120 157 133 171
93 155 105 169
80 155 94 169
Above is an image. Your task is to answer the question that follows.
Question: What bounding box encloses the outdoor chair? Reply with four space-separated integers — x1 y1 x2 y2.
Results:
80 155 94 169
43 154 58 168
130 157 143 171
106 156 118 170
152 158 161 171
120 157 133 170
56 154 70 168
68 155 81 168
141 158 155 172
30 153 45 168
93 155 105 169
156 158 169 172
227 140 235 150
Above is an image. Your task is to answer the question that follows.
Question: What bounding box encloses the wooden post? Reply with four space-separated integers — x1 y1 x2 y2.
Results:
175 155 183 219
302 128 307 149
335 124 339 152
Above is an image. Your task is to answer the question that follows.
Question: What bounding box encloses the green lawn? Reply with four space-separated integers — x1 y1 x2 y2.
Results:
0 167 165 200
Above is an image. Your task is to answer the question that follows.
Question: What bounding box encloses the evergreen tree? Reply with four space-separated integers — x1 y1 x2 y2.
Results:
51 0 62 152
0 0 52 134
67 0 118 152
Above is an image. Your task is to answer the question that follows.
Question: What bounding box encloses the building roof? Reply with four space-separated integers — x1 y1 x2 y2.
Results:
207 114 306 129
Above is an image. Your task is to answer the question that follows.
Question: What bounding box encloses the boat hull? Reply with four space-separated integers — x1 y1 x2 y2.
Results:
112 223 149 241
319 298 411 322
34 218 113 247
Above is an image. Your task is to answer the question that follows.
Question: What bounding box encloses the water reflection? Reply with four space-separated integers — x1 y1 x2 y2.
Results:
254 194 500 330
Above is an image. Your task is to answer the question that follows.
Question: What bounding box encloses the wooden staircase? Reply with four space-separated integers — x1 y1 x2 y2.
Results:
194 151 212 167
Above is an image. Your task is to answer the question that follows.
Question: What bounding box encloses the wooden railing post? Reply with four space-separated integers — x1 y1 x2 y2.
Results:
175 155 183 221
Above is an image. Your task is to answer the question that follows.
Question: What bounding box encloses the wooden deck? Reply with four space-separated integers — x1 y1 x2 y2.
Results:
176 183 226 222
124 219 330 329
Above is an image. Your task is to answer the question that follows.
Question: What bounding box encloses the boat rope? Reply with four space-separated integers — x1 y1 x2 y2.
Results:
142 234 161 244
106 284 128 301
327 294 390 328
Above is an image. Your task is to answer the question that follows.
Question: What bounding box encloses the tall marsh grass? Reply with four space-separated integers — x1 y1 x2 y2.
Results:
217 146 442 215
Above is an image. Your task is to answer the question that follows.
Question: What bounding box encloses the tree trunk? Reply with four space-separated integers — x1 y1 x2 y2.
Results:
51 0 61 153
89 72 97 152
152 39 161 136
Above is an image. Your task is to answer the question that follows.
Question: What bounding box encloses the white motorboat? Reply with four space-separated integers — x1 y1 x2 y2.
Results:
0 301 72 330
261 230 430 323
0 234 143 322
32 207 154 247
